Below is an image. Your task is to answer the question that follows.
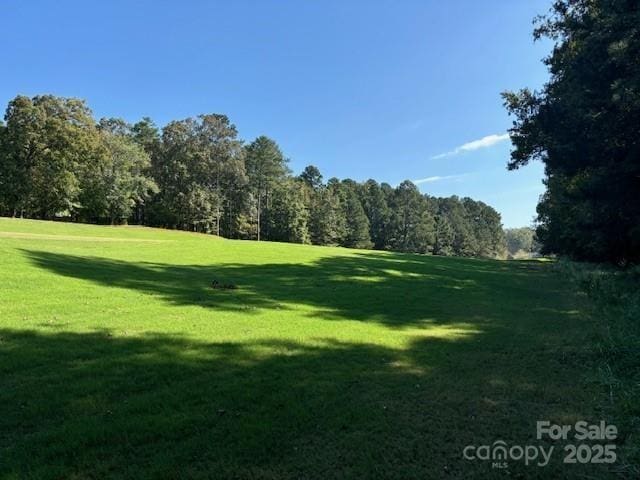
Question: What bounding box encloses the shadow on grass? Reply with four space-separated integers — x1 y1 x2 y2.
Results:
23 249 566 327
0 327 606 479
5 249 612 478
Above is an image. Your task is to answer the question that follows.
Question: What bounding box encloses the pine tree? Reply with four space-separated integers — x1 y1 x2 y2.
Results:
309 186 342 246
245 136 289 240
359 179 390 249
342 189 372 249
433 214 454 256
264 179 310 244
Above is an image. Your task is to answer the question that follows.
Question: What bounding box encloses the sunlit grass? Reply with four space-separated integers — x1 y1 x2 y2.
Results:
0 218 607 478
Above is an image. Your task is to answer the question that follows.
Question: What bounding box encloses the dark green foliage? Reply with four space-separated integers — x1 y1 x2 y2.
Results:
78 122 158 224
341 188 372 249
131 117 162 160
244 136 289 240
423 196 506 257
433 215 455 256
0 94 506 258
503 0 640 263
147 115 245 233
0 95 101 218
309 186 344 246
129 118 162 224
435 197 475 256
97 117 131 136
359 179 390 249
299 165 323 190
0 120 7 214
462 198 506 257
263 179 310 244
387 181 434 253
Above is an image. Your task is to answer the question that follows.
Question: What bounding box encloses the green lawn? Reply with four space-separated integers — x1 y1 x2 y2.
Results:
0 218 609 479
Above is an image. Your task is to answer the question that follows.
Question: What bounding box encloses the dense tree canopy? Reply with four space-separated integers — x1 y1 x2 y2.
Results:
0 94 507 258
505 227 539 257
244 136 289 240
503 0 640 263
0 95 101 219
79 123 157 224
148 114 245 234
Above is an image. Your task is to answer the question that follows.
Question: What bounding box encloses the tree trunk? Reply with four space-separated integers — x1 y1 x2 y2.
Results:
257 192 261 241
216 171 221 237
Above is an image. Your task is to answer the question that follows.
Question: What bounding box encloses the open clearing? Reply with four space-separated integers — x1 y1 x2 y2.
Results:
0 218 606 478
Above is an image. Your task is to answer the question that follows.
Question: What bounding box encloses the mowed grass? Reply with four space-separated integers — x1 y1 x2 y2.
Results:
0 218 608 479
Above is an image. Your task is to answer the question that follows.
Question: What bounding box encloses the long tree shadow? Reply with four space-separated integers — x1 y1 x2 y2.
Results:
22 249 571 328
4 249 615 477
0 328 608 479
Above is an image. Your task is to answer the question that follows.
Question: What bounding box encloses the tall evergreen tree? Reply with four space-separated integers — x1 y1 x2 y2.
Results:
503 0 640 263
130 117 161 224
359 179 390 249
433 214 455 256
131 117 161 157
462 198 506 257
388 181 435 253
0 120 8 215
299 165 323 190
326 178 348 244
436 197 475 256
264 179 310 244
245 136 289 240
309 186 342 246
341 186 372 249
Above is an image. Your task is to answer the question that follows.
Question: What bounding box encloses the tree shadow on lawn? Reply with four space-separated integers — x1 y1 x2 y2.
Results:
0 327 607 479
23 249 571 328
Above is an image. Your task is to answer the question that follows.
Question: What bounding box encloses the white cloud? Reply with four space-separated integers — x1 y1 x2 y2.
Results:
431 133 510 159
413 173 468 185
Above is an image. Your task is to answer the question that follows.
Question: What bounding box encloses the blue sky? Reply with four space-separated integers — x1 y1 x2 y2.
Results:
2 0 553 227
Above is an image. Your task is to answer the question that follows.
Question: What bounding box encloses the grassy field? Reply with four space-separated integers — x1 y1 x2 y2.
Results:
0 218 612 479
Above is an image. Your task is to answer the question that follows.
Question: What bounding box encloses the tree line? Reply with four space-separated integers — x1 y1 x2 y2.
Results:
0 94 506 257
